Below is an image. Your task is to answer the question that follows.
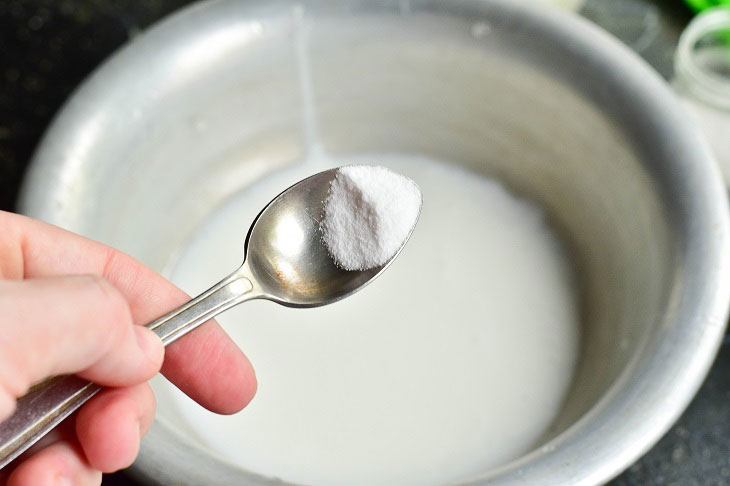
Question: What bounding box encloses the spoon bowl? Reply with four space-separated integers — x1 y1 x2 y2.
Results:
244 168 420 307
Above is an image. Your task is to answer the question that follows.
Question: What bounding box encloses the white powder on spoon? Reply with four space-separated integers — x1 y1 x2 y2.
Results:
320 165 422 271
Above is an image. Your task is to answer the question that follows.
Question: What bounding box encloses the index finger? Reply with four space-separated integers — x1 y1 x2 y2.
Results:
0 210 256 414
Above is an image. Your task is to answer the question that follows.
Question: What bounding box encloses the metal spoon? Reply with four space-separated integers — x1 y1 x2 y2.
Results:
0 167 422 468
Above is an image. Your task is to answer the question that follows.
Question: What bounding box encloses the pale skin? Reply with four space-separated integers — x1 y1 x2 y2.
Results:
0 211 258 485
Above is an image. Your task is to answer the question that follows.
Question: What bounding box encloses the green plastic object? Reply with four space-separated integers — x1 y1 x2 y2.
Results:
685 0 730 13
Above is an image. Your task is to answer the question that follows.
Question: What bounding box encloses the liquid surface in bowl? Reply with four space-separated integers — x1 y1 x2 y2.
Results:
153 153 580 485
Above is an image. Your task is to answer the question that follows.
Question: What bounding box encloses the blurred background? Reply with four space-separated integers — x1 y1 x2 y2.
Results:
0 1 728 484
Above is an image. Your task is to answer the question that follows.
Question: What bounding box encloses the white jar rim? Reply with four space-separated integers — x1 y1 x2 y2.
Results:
675 7 730 110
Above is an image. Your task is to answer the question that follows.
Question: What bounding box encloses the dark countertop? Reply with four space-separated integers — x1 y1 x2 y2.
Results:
1 1 728 484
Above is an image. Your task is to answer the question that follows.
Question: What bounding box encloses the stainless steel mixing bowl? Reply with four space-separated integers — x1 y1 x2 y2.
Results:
18 0 730 484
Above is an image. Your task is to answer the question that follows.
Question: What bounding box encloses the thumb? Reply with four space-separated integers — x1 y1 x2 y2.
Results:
0 276 164 419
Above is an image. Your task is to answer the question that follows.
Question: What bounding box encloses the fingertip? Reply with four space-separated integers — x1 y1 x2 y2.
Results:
224 355 258 415
209 367 257 416
76 390 140 472
161 322 257 415
78 324 163 388
204 335 257 415
133 326 164 377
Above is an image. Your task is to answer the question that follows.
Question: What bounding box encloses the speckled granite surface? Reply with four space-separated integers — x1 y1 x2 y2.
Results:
1 1 728 484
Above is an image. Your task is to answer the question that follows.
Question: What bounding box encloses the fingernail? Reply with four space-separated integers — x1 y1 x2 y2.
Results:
134 326 164 369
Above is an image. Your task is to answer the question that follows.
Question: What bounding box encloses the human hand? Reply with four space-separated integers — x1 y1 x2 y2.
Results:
0 211 257 485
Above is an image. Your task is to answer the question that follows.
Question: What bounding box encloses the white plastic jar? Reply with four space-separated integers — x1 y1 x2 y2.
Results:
674 7 730 185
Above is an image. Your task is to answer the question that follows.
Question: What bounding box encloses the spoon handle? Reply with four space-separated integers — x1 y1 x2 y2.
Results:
147 270 253 345
0 270 254 469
